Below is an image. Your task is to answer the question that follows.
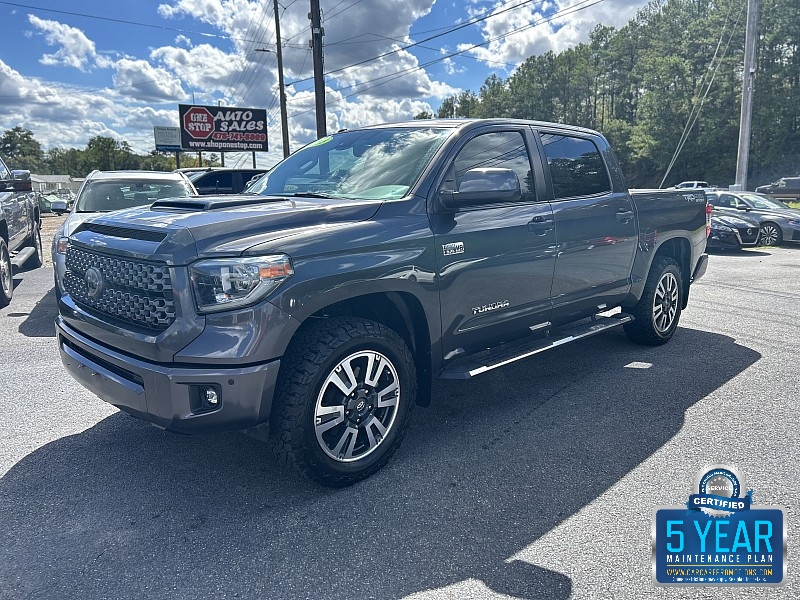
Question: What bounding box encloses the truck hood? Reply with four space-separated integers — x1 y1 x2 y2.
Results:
70 194 383 264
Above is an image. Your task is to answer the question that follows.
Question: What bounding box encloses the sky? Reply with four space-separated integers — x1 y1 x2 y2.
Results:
0 0 649 168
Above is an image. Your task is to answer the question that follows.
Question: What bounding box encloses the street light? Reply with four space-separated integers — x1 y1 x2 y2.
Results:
256 2 290 158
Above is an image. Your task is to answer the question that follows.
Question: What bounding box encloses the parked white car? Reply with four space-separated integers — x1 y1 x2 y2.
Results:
52 170 197 294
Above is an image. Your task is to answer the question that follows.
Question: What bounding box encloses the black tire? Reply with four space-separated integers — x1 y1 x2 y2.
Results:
759 222 782 247
270 317 416 486
624 257 683 346
25 226 43 269
0 238 13 308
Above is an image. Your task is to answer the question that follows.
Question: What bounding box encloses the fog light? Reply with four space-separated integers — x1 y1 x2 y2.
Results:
203 387 219 406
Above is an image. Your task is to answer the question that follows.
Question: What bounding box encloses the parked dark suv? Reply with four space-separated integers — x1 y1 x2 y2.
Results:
755 176 800 201
179 167 268 195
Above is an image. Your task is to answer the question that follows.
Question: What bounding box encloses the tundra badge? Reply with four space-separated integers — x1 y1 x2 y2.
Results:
442 242 465 256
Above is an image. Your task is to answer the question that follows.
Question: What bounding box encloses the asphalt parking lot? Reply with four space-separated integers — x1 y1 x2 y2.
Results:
1 247 797 599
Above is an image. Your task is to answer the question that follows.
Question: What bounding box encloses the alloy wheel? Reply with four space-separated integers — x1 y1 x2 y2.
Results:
652 272 679 334
314 350 400 462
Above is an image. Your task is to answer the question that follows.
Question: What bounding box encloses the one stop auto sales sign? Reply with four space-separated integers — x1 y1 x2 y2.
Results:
178 104 268 153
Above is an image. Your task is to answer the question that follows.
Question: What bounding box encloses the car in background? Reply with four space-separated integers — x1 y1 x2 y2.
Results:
51 170 197 293
674 180 710 190
1 160 42 307
755 176 800 201
707 211 761 251
706 190 800 246
181 167 268 195
50 189 76 215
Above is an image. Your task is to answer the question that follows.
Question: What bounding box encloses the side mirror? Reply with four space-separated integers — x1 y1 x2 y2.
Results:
1 170 32 192
438 167 521 211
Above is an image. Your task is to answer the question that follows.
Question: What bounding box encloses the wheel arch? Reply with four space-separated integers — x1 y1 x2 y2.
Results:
651 237 692 309
285 291 434 407
624 235 693 311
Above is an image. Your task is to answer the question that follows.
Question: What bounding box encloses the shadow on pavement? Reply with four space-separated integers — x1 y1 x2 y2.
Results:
15 278 57 337
0 327 760 599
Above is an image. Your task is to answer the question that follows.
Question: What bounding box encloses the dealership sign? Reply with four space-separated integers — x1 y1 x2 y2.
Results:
178 104 268 152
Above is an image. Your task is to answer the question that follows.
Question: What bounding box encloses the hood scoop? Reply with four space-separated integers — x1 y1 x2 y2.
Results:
150 196 291 212
74 222 168 242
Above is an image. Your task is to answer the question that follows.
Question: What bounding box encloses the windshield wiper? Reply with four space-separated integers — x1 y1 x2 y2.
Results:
288 192 341 199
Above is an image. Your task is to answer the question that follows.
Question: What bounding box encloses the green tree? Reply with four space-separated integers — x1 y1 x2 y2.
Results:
0 127 44 171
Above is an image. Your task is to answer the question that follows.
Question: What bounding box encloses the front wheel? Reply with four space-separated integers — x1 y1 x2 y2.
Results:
270 317 416 486
759 223 782 247
624 257 683 346
0 239 13 307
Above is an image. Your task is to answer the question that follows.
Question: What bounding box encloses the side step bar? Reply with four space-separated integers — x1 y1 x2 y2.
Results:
440 313 633 380
10 246 35 269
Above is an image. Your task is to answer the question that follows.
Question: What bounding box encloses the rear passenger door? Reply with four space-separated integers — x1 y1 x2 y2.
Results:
537 130 638 323
432 126 556 357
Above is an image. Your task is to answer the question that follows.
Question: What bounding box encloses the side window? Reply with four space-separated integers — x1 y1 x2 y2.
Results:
198 172 233 193
443 131 535 202
0 158 9 180
540 133 611 199
718 194 735 208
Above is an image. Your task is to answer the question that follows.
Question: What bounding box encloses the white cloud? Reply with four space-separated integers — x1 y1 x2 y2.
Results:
462 0 647 69
112 58 186 103
28 15 97 71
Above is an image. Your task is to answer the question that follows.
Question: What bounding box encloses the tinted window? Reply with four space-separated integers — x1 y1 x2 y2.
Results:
195 172 234 193
540 134 611 199
710 193 737 208
441 131 534 202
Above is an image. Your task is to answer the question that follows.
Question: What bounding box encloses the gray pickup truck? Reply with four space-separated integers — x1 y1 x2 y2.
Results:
56 119 708 485
1 156 43 307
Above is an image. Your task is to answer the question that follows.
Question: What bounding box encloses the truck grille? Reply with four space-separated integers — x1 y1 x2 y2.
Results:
64 246 176 330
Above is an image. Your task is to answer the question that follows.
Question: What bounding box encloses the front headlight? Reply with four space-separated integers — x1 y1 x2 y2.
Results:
189 254 293 313
711 224 734 233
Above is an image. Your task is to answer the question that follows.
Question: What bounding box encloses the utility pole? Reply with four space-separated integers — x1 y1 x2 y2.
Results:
218 99 225 166
255 2 290 159
734 0 759 191
309 0 326 138
274 0 290 158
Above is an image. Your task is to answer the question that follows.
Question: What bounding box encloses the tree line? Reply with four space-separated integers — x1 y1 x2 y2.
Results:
422 0 799 189
0 127 219 177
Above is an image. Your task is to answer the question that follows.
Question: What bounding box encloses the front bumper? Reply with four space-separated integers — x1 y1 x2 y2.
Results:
707 231 745 250
57 317 281 433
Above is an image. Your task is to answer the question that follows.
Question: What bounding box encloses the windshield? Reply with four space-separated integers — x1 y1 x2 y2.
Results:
740 193 790 210
247 127 453 200
75 179 194 212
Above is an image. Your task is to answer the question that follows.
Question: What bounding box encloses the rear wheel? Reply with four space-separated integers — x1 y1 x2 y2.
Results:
759 223 782 246
624 257 683 346
270 317 416 486
0 239 13 307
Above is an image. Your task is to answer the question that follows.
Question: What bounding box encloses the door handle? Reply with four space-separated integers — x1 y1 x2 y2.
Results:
616 210 635 223
528 217 554 235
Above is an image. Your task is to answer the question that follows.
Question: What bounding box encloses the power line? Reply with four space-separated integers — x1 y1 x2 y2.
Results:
286 0 545 87
0 0 270 45
286 0 606 119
